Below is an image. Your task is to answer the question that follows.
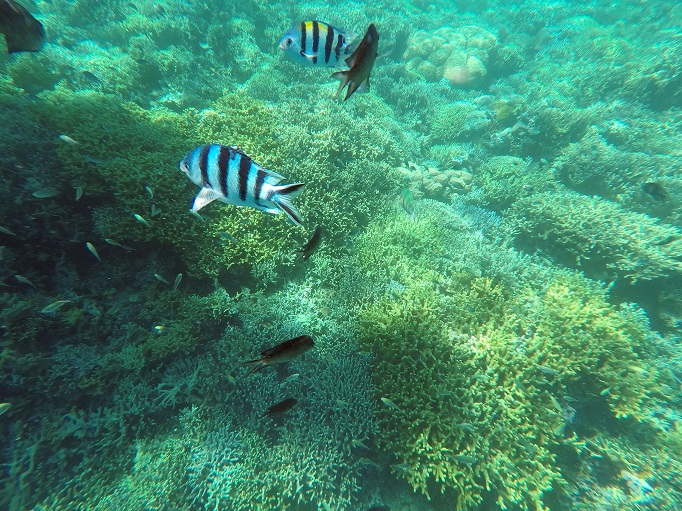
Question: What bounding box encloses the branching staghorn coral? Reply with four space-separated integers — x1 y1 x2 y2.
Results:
351 200 672 510
507 190 682 283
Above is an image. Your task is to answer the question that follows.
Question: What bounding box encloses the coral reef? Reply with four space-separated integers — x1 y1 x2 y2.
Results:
351 201 674 509
1 1 682 510
508 190 682 283
396 161 473 203
404 26 498 88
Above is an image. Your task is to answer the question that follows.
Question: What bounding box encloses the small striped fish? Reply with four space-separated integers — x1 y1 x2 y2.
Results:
179 144 305 226
279 20 355 68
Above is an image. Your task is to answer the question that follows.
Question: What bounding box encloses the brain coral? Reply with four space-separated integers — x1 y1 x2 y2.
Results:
404 26 498 87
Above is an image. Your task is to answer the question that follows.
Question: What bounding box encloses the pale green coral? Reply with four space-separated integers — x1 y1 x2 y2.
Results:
508 190 682 282
351 201 671 510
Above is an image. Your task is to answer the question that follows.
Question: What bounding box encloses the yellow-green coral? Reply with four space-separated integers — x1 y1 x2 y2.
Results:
508 190 682 282
352 207 667 510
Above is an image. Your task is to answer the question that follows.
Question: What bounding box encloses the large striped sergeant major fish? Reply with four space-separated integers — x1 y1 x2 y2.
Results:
279 20 356 68
179 144 305 226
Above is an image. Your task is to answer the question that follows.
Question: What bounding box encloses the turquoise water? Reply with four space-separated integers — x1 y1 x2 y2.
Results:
1 0 681 509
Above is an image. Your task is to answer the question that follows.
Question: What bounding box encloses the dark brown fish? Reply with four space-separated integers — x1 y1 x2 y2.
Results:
642 181 668 202
242 335 314 376
263 397 297 417
296 225 322 261
331 23 379 101
0 0 45 53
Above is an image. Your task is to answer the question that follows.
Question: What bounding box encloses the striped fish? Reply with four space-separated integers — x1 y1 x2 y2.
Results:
179 144 305 226
279 20 356 68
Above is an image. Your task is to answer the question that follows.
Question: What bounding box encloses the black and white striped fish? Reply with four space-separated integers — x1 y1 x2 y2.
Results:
178 144 305 226
279 20 356 68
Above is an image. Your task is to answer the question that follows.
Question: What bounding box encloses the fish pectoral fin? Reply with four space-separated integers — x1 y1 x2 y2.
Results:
192 187 221 212
300 51 319 62
355 78 370 94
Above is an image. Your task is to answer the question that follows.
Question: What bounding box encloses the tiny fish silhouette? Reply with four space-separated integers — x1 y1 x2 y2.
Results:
642 181 668 202
296 225 322 261
263 397 297 417
242 335 314 376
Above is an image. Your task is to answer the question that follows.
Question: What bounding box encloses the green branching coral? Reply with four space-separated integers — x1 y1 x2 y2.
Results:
553 126 655 200
352 201 669 510
468 155 557 211
508 190 682 283
357 275 564 510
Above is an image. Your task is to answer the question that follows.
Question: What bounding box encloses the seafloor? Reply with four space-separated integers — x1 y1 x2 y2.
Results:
1 0 681 510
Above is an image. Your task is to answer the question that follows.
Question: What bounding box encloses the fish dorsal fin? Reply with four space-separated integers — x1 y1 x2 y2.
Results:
229 146 284 182
192 187 221 212
262 167 285 183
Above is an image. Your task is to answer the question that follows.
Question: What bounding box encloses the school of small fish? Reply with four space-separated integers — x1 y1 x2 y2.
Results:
2 9 466 503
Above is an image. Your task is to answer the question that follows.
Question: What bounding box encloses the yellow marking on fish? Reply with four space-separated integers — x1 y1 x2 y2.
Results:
133 213 151 227
85 242 101 262
41 300 70 314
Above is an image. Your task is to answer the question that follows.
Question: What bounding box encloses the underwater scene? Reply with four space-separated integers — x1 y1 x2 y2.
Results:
1 0 682 509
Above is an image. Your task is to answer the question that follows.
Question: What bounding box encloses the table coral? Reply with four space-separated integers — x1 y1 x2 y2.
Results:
508 190 682 283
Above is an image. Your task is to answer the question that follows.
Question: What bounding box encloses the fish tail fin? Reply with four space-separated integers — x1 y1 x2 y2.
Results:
272 183 305 226
331 71 350 98
242 359 266 377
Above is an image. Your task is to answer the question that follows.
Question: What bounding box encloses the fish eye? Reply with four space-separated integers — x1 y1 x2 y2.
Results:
286 38 292 46
180 161 189 173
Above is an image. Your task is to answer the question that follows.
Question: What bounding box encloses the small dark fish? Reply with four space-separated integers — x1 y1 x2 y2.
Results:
0 0 45 53
263 397 297 417
642 182 668 202
242 335 314 376
297 225 322 261
81 70 101 85
331 23 379 101
400 188 414 218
